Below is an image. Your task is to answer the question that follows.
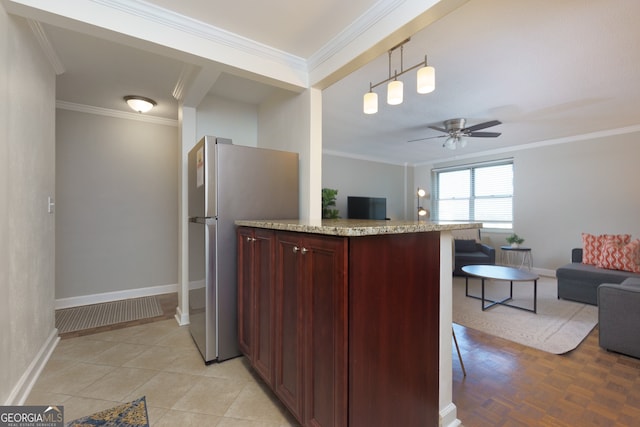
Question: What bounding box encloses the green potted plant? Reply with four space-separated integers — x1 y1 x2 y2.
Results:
321 188 340 219
506 233 525 248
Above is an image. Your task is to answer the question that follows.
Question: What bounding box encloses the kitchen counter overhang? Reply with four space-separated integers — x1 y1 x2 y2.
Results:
235 218 481 236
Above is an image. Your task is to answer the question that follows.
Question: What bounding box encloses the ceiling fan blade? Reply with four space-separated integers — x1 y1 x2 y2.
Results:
463 120 502 133
466 131 502 138
428 125 448 133
407 135 446 143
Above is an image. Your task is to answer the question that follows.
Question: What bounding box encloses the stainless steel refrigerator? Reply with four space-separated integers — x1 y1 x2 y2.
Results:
188 136 299 363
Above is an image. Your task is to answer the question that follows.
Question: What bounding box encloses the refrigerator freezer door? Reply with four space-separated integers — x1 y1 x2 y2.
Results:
188 220 217 362
214 144 299 362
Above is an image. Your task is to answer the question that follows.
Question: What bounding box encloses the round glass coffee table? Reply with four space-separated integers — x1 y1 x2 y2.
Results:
461 265 539 313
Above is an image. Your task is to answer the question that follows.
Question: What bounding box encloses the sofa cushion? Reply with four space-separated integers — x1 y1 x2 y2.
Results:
622 277 640 287
582 233 631 265
597 239 640 273
556 262 640 284
455 239 478 253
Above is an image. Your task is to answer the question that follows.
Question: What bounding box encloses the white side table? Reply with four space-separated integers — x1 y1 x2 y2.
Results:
500 246 533 270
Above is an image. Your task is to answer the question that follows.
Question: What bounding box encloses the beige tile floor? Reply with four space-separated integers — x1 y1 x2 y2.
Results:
26 319 300 426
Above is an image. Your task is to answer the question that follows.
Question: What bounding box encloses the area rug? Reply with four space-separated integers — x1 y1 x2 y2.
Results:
65 396 148 427
453 275 598 354
55 296 162 334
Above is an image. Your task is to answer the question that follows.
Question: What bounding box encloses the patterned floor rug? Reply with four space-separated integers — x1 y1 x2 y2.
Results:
65 396 149 427
55 296 163 334
453 275 598 354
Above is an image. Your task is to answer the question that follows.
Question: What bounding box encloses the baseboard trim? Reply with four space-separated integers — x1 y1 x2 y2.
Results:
439 402 462 427
534 267 556 277
174 305 189 326
5 328 59 405
55 283 179 309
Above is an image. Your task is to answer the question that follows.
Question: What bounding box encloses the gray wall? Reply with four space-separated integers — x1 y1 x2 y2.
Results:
55 109 179 300
196 94 258 149
1 12 56 403
322 154 412 220
417 130 640 272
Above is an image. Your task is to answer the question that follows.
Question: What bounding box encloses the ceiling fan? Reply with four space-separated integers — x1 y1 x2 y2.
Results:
409 118 502 150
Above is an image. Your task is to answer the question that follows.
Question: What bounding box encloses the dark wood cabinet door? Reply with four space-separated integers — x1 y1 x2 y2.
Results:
237 227 275 385
237 227 254 361
274 232 305 422
302 234 348 427
253 228 275 385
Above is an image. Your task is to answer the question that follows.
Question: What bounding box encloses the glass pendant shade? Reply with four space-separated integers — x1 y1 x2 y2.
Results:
363 91 378 114
417 66 435 94
387 80 403 105
444 136 457 150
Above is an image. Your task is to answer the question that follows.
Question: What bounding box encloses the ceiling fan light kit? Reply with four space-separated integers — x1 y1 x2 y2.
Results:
408 118 503 150
363 39 434 114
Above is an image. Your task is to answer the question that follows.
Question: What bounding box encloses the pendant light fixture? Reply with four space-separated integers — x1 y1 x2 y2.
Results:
363 39 435 114
363 90 378 114
124 95 157 113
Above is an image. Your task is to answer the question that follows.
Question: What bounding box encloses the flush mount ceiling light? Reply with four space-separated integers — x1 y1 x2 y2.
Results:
363 38 435 114
124 95 157 113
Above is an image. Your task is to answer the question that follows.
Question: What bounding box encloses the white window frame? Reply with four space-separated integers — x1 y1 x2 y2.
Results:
431 159 514 230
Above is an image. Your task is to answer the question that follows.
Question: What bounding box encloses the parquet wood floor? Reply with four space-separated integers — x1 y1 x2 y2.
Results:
453 323 640 426
58 294 640 425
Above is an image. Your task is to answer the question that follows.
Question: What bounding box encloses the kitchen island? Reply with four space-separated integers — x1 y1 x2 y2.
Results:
236 219 480 427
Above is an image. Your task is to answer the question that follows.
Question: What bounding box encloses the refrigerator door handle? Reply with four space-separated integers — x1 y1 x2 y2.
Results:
189 217 216 225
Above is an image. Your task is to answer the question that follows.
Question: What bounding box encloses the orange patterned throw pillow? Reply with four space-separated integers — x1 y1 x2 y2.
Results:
582 233 631 265
597 239 640 273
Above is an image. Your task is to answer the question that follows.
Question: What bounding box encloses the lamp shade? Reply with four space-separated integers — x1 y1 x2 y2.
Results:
387 80 403 105
124 96 156 113
363 91 378 114
417 66 435 94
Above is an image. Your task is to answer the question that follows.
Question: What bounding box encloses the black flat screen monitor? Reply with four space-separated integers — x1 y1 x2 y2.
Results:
347 196 387 220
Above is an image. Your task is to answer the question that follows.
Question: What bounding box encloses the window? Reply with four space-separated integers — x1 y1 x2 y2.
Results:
432 160 513 229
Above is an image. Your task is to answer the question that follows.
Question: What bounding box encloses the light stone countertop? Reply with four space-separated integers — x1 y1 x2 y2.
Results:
235 219 482 237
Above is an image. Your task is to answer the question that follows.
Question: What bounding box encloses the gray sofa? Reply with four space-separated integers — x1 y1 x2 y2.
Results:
598 278 640 359
556 248 640 305
453 239 496 276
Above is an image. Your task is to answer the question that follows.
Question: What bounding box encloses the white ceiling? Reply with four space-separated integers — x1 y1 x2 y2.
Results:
8 0 640 165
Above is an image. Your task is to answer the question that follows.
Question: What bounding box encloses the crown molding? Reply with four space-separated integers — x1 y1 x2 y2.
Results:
326 124 640 168
415 124 640 167
172 63 196 101
308 0 405 71
26 19 65 75
322 149 411 167
56 100 178 127
91 0 308 73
